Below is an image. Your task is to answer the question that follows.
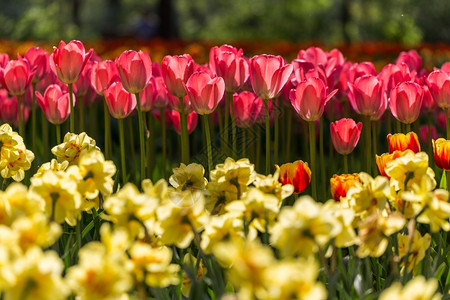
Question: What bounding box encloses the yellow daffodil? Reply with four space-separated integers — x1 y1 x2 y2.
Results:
323 200 357 248
398 229 431 274
379 276 441 300
200 212 244 254
252 168 294 201
34 159 69 177
51 132 97 165
169 163 208 191
0 145 34 182
181 253 207 297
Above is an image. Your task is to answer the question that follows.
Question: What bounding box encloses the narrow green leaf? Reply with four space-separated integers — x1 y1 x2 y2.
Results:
440 171 447 189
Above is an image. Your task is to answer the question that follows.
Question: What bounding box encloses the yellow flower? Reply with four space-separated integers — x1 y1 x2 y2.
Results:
356 210 405 258
0 145 34 182
77 149 116 201
30 168 82 226
4 247 69 300
259 258 327 300
142 178 171 201
379 276 441 300
0 226 20 290
51 132 97 165
169 163 208 191
66 242 132 300
270 196 341 257
34 159 69 177
99 223 133 257
181 253 207 297
398 230 431 274
0 183 41 226
322 200 357 248
129 242 180 288
156 190 208 248
200 212 244 254
252 168 294 201
0 123 21 150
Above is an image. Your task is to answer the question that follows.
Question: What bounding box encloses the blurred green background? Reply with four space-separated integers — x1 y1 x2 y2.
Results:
1 0 449 45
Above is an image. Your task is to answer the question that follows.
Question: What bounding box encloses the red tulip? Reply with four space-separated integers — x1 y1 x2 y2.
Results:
330 118 362 155
0 57 34 96
420 83 438 113
347 75 383 117
115 50 152 94
161 54 195 98
387 132 421 153
389 81 423 124
184 72 225 115
330 173 360 202
338 61 376 96
233 91 263 128
427 70 450 109
289 77 337 122
378 63 413 97
0 90 29 126
277 160 311 194
396 50 422 73
73 60 93 97
433 138 450 171
249 54 293 100
35 84 72 125
104 81 137 119
209 45 249 92
90 60 120 96
150 77 175 109
167 110 198 135
376 151 403 177
24 47 50 84
49 40 93 84
0 54 9 68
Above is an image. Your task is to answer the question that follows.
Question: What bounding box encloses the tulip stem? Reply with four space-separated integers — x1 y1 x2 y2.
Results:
372 121 378 156
145 112 153 179
387 111 392 134
256 125 261 172
179 97 189 164
405 123 411 134
160 108 167 179
17 94 24 138
68 83 75 133
309 121 317 200
264 99 271 174
319 117 326 201
118 118 126 184
41 111 49 161
56 124 61 145
447 170 450 192
31 83 37 164
242 129 246 158
343 154 348 173
446 108 450 140
103 99 112 159
223 93 230 155
285 107 292 162
228 92 237 158
135 93 146 182
274 98 279 165
363 116 371 174
203 115 213 172
427 112 433 163
78 96 84 132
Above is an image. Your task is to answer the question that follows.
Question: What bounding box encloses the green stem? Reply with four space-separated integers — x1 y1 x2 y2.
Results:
344 154 348 174
103 98 111 159
387 111 392 134
135 93 146 182
229 92 237 158
75 219 82 263
160 109 167 179
285 108 292 162
56 124 61 145
363 116 371 175
31 83 36 163
447 170 450 193
223 93 230 155
178 97 189 164
242 128 246 158
256 125 261 172
427 112 433 160
118 118 127 184
372 121 377 173
343 99 349 118
396 119 401 134
2 178 7 191
145 113 151 179
319 117 326 201
273 98 279 165
405 122 411 133
127 117 137 180
68 83 75 133
203 115 213 172
78 95 84 132
17 94 24 137
42 111 48 161
264 99 271 174
309 121 317 200
446 108 450 140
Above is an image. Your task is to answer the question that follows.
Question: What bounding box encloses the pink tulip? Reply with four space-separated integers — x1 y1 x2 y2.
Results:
421 84 437 113
209 45 249 92
290 77 337 122
115 50 152 94
396 50 422 73
427 70 450 109
24 47 50 84
347 75 383 117
152 62 162 77
104 81 137 119
233 91 263 128
0 54 9 68
0 57 34 96
330 118 362 155
35 84 72 125
184 72 225 115
167 110 198 135
90 60 120 96
0 91 29 126
73 61 93 97
419 125 438 145
389 82 423 124
378 63 413 97
440 62 450 74
297 47 328 68
49 40 93 84
437 111 446 131
249 54 293 100
338 62 376 96
139 77 168 112
161 54 195 98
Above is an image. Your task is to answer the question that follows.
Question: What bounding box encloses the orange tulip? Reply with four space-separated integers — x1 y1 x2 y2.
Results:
330 173 361 202
375 151 403 177
433 138 450 171
387 132 420 153
277 160 311 194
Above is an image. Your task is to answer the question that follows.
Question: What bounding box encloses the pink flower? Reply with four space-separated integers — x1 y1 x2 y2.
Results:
24 47 50 84
104 81 137 119
0 54 9 69
167 110 198 135
150 77 175 109
115 50 152 94
419 125 438 144
427 70 450 109
0 57 34 96
249 54 293 100
337 62 376 96
161 54 195 98
35 84 72 125
209 45 249 92
389 81 423 124
184 72 225 115
330 118 362 155
49 40 93 84
233 91 263 128
289 77 337 122
73 60 93 97
378 63 413 97
395 50 422 73
347 75 383 117
0 91 29 127
90 60 120 96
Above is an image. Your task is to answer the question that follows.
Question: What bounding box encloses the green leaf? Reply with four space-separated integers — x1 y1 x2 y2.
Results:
434 262 447 280
440 171 447 189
